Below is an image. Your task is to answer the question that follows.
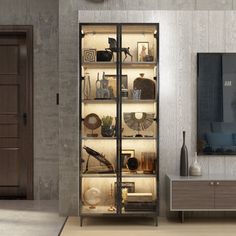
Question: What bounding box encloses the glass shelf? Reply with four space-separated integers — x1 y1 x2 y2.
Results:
83 99 116 104
122 173 156 178
83 99 157 104
81 137 157 140
82 137 116 140
122 137 157 140
81 174 117 178
82 24 157 34
122 99 157 104
81 206 117 215
81 173 155 178
82 62 157 69
121 209 156 215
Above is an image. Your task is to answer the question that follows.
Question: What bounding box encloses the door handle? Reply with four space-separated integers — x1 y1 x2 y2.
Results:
23 113 27 125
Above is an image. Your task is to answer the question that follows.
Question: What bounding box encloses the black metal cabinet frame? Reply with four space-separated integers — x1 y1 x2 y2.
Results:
78 23 159 226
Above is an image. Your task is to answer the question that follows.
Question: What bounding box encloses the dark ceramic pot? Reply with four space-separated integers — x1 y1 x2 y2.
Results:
143 55 154 62
97 50 113 61
101 125 114 137
126 157 139 172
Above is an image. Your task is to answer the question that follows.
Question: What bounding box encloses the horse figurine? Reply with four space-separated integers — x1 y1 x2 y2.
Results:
106 37 133 62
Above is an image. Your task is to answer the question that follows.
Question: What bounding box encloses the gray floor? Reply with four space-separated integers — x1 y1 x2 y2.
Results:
0 200 66 236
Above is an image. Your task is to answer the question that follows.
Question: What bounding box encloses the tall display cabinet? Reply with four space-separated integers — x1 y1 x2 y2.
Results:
79 23 159 226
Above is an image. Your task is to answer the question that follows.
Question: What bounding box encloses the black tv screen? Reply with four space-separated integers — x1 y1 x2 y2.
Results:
197 53 236 155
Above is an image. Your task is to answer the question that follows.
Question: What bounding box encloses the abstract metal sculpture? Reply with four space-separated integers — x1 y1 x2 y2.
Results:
123 112 154 137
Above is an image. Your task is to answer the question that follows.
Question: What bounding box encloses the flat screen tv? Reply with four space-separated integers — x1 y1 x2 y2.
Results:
197 53 236 155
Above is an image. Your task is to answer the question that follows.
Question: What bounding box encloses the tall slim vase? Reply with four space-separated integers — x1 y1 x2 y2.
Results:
180 131 188 176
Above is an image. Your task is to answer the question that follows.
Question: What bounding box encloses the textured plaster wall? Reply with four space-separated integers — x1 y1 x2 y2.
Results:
78 0 236 10
0 0 59 200
59 3 236 217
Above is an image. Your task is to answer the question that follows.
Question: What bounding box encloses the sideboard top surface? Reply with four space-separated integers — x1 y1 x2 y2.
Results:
167 174 236 181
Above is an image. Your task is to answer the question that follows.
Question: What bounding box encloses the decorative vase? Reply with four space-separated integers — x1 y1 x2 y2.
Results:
96 50 113 61
190 152 202 176
126 157 139 173
83 72 91 99
133 73 155 99
101 125 114 137
180 131 188 176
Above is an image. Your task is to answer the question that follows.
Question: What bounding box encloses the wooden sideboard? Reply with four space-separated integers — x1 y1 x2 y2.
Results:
167 175 236 222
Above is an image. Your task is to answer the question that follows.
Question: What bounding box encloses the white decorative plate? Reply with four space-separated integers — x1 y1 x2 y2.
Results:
84 187 101 207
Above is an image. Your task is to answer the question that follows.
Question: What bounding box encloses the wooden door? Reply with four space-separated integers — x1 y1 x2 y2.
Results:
172 181 214 209
215 181 236 209
0 26 33 199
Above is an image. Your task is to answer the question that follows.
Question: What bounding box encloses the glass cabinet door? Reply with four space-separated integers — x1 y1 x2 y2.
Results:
79 24 118 215
120 24 159 215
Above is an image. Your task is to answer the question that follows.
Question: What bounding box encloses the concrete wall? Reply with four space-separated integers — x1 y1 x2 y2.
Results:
0 0 59 200
59 3 236 217
78 0 236 10
59 0 78 215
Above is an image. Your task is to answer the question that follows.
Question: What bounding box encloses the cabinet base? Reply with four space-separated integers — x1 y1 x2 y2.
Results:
79 215 158 227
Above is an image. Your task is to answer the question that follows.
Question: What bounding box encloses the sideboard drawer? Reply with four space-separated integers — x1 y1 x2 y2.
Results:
215 181 236 209
172 181 214 209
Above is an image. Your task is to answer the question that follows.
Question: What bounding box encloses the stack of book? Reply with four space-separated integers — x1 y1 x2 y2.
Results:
124 193 156 212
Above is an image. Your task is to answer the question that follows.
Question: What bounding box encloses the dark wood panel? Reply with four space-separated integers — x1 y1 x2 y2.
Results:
0 149 19 186
0 75 19 84
0 139 19 148
0 45 18 74
0 187 22 198
0 26 33 199
0 114 18 124
0 125 18 138
172 181 214 209
215 181 236 209
0 85 18 113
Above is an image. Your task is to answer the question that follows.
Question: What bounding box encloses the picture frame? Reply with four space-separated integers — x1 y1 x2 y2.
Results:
83 48 96 63
121 149 135 169
104 74 128 98
137 42 149 62
114 182 135 195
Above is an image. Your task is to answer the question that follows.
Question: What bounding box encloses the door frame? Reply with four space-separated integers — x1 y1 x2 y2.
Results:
0 25 33 199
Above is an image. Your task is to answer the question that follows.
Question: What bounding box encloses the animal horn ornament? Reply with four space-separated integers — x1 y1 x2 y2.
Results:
83 146 115 174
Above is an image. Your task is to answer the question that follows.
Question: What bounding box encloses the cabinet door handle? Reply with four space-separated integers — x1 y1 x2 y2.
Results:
209 182 214 186
216 182 220 185
23 112 27 125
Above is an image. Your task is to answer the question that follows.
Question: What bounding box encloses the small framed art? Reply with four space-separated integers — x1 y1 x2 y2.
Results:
104 74 128 98
121 149 135 169
137 42 149 62
83 48 96 63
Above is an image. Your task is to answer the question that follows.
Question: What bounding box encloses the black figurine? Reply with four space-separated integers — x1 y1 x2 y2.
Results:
106 37 133 62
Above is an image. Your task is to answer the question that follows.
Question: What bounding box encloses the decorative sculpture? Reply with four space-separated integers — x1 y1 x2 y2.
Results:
84 113 101 137
84 187 101 209
83 146 115 174
95 72 110 99
123 112 154 137
106 37 133 62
